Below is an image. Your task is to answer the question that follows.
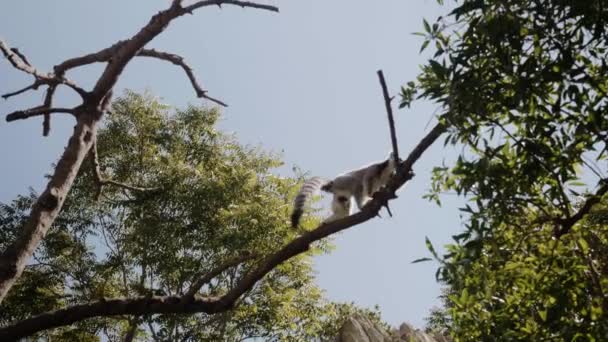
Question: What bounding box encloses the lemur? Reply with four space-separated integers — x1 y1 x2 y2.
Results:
291 153 398 228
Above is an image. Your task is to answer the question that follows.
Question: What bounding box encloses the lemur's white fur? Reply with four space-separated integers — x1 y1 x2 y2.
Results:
291 153 397 227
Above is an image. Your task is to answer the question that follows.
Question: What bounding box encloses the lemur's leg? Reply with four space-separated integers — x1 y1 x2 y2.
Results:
354 182 370 210
324 194 351 223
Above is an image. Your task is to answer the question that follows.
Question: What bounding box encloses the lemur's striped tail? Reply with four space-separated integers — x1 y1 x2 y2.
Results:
291 177 329 228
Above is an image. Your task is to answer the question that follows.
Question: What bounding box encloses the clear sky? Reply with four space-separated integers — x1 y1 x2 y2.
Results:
0 0 463 329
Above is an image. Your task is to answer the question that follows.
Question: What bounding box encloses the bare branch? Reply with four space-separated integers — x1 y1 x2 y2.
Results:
138 49 227 107
42 84 57 136
0 0 279 311
0 39 87 99
377 70 400 162
9 48 31 66
182 1 279 14
0 39 41 76
2 81 41 99
54 41 126 73
6 106 76 122
184 253 256 300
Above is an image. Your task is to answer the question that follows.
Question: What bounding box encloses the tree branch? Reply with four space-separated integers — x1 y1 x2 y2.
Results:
90 139 159 199
6 106 76 122
377 70 400 162
137 49 227 107
0 39 88 99
54 41 126 73
0 295 224 340
0 39 41 76
0 122 446 339
0 1 279 304
1 81 41 99
184 253 256 300
182 1 279 14
554 180 608 238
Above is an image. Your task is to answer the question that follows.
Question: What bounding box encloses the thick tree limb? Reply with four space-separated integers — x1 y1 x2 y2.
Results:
0 112 99 304
54 41 126 73
0 295 224 340
138 49 228 107
377 70 400 162
0 1 278 304
0 122 446 339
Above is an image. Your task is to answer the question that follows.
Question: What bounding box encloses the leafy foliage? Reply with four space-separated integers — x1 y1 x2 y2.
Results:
0 91 384 341
408 0 608 340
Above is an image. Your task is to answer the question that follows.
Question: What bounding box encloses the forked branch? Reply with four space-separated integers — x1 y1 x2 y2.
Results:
0 0 279 306
138 49 228 107
0 39 88 99
377 70 400 162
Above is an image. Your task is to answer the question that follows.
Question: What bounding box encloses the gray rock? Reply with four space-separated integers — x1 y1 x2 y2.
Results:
336 315 451 342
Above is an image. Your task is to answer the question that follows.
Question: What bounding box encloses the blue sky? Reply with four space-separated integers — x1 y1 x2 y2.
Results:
0 0 463 329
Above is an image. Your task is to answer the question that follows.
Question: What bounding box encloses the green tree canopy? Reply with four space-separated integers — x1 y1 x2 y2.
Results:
410 0 608 340
0 91 385 341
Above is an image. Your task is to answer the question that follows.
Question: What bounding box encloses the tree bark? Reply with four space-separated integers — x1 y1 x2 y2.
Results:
0 113 98 302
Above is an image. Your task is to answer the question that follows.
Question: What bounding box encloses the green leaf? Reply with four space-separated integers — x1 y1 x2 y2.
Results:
425 236 440 261
423 18 431 33
420 40 430 53
411 257 433 264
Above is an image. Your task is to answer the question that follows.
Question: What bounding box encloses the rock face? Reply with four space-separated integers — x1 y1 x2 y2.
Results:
393 322 451 342
337 314 393 342
336 315 450 342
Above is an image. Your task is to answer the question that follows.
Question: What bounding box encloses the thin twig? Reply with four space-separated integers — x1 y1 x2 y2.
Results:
184 252 256 300
90 139 159 198
138 49 228 107
182 0 279 14
1 81 41 99
377 70 400 162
